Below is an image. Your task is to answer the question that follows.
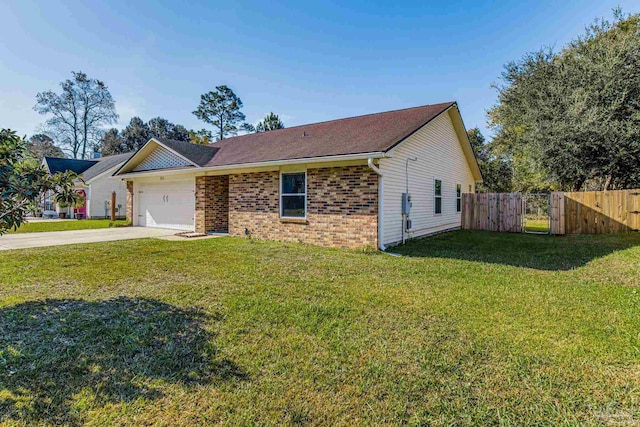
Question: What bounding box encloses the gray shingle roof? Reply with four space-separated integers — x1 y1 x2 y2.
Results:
117 102 459 173
45 153 133 182
153 138 219 166
203 102 455 167
44 157 97 175
81 153 133 181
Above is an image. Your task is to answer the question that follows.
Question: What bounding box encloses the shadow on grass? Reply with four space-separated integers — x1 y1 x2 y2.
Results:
389 230 640 271
0 297 247 426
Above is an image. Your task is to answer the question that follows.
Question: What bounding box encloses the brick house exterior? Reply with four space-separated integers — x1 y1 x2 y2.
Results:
118 103 482 249
126 166 378 248
195 175 229 234
227 166 378 248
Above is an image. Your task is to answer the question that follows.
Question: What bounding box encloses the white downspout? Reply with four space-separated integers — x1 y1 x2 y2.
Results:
368 158 385 251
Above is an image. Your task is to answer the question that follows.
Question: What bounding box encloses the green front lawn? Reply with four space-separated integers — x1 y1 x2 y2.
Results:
7 219 130 233
1 231 639 425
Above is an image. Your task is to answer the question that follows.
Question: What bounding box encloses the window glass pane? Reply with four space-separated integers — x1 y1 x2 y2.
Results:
434 179 442 196
457 198 461 212
456 184 461 197
282 173 305 194
435 197 442 214
282 195 305 217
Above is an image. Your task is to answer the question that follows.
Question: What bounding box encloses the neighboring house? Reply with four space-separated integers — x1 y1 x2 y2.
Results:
42 153 133 219
114 102 482 249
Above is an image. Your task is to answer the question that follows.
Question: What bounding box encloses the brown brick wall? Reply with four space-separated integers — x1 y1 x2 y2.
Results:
195 175 229 233
228 165 378 248
126 181 134 222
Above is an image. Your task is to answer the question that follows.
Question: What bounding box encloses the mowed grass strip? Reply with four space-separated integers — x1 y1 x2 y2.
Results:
0 231 639 426
7 219 130 233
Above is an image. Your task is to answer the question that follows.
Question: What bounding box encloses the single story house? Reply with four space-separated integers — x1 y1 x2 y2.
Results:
42 153 133 219
114 102 482 249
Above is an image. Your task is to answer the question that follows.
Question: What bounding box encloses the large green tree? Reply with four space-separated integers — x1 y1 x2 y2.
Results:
0 129 80 234
99 116 191 155
193 86 251 140
99 128 125 156
27 134 65 160
489 11 640 191
467 128 513 193
189 129 213 145
255 112 285 132
34 71 118 159
121 116 150 152
147 117 190 141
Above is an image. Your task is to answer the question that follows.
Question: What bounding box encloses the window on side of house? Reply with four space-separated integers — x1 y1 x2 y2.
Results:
456 183 462 212
434 178 442 215
280 171 306 218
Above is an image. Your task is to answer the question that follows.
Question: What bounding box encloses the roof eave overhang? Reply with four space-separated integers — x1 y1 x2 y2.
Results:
114 151 388 179
85 162 130 184
447 105 483 182
112 138 201 176
384 102 483 183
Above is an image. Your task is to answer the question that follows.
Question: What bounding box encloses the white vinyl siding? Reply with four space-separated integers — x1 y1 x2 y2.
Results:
85 175 128 219
380 111 476 245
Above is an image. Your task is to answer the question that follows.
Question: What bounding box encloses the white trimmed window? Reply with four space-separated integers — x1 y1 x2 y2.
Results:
434 178 442 215
456 183 462 212
280 171 306 218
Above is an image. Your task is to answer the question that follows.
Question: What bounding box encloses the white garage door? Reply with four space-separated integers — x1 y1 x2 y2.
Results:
138 180 195 231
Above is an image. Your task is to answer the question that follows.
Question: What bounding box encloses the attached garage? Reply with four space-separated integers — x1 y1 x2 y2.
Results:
136 179 195 231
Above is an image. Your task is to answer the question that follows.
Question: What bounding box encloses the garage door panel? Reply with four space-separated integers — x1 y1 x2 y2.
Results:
138 181 195 231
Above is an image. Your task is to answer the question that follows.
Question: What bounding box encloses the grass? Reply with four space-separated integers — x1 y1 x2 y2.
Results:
7 219 130 234
524 218 551 234
0 230 639 426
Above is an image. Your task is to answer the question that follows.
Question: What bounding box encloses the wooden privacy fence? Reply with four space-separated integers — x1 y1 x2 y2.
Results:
461 193 523 232
561 189 640 234
461 189 640 235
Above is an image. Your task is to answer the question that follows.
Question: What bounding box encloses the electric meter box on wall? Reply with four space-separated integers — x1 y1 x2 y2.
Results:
402 193 412 215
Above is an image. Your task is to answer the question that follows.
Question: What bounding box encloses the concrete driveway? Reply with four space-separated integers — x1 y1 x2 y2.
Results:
0 227 176 251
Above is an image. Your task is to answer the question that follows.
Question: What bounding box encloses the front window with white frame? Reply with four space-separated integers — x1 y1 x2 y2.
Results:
434 178 442 215
280 171 306 218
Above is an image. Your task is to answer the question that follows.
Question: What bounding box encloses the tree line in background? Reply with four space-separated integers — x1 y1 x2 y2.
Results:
24 9 640 191
480 9 640 192
31 78 286 159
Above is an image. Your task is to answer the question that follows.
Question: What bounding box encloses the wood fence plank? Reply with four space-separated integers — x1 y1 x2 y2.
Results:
461 189 639 234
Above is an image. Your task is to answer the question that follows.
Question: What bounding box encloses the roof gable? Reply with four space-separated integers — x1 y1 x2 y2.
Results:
155 138 218 166
114 102 473 176
133 144 194 172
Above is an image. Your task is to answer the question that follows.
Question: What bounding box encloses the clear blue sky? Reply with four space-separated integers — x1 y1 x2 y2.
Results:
1 0 636 142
